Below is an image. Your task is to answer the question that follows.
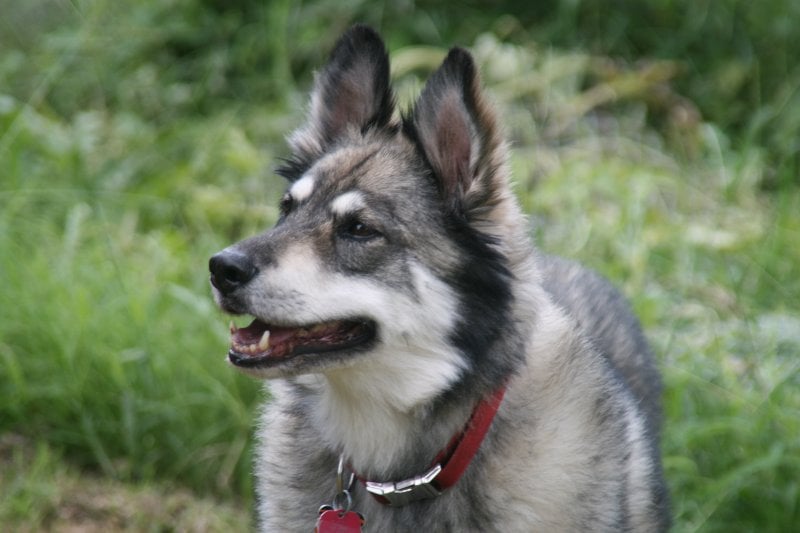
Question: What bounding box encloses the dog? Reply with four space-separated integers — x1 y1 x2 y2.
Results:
209 25 669 532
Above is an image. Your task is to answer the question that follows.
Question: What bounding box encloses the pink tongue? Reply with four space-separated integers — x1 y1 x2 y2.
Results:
234 319 295 345
233 319 266 344
266 326 297 345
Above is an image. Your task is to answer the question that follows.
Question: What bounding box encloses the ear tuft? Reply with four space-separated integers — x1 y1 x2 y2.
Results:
317 25 394 136
288 24 395 165
407 47 506 216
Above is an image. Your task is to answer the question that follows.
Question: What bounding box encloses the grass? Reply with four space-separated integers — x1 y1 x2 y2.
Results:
0 435 251 531
1 1 799 530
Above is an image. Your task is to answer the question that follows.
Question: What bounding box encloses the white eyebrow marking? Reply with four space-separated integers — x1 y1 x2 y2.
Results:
290 174 316 202
330 190 366 216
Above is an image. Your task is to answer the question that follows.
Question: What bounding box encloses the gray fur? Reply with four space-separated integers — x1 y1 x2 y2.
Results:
209 25 669 532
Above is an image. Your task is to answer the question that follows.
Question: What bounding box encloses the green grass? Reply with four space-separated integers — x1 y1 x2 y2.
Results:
1 1 799 530
0 435 251 531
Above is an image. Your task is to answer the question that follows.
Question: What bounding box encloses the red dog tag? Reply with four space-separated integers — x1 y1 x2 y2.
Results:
315 508 365 533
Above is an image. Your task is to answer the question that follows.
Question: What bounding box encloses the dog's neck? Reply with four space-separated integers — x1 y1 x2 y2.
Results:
308 345 475 479
304 237 542 480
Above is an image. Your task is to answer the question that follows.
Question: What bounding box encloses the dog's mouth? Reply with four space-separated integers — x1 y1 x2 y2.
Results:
227 317 376 368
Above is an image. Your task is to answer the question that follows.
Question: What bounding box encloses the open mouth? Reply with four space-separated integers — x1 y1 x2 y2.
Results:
227 317 377 368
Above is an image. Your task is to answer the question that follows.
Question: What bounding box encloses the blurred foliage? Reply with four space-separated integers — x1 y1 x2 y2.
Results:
512 0 800 190
0 435 251 530
1 0 798 531
2 0 796 187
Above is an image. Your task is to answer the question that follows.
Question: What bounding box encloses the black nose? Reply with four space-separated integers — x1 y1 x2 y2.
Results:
209 250 258 295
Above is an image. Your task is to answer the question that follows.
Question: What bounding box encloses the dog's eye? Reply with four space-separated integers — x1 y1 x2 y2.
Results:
340 218 380 240
279 194 294 217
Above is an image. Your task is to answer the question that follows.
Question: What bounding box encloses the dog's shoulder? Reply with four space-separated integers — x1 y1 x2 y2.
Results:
536 254 663 427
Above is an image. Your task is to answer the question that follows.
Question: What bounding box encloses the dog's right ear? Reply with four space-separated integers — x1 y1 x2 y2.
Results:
280 25 394 180
407 47 509 221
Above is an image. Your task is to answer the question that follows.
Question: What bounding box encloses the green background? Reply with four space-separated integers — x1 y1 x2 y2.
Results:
1 1 798 530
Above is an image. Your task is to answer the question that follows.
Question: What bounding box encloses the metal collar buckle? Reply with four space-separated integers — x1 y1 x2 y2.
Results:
364 464 443 506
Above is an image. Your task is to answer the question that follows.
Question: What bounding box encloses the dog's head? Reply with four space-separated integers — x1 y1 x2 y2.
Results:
210 26 525 388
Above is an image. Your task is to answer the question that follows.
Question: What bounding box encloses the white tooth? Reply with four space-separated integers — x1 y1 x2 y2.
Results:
258 330 271 351
229 321 237 334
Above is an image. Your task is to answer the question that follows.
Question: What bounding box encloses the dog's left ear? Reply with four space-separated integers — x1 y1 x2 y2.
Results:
286 25 395 169
409 48 508 218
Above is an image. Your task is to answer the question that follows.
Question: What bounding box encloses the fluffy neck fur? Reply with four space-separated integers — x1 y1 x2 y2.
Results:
311 355 474 479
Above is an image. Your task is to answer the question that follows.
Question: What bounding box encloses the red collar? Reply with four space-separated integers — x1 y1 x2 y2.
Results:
358 382 508 507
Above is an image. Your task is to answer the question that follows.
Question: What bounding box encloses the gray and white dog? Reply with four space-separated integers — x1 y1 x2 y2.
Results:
210 25 669 532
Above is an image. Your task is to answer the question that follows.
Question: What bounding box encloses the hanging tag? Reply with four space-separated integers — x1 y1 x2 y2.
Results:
315 456 366 532
315 507 365 533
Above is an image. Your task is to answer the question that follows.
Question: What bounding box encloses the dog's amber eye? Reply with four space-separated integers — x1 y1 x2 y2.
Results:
341 218 380 240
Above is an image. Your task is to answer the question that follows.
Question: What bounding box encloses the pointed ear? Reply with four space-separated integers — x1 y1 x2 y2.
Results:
408 48 508 216
288 25 394 162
